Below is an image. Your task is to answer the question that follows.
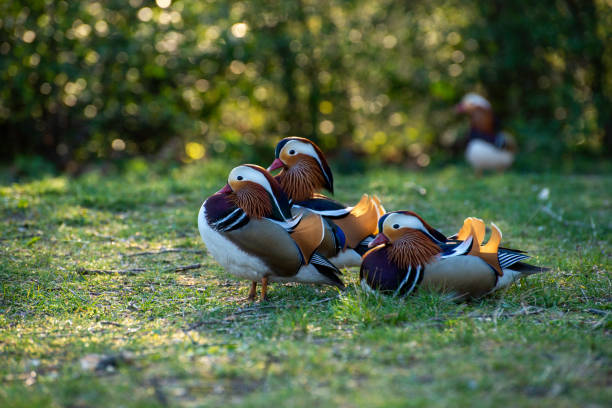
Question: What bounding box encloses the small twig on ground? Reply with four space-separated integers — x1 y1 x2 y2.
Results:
100 321 123 327
77 263 203 275
586 308 609 316
67 288 88 302
89 232 120 241
164 263 202 273
123 248 205 257
77 263 203 276
77 267 147 275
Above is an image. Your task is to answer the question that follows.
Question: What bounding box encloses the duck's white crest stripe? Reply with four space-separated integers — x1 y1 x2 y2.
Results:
293 205 350 217
266 212 303 231
298 141 332 187
222 212 247 231
270 195 290 221
213 208 242 226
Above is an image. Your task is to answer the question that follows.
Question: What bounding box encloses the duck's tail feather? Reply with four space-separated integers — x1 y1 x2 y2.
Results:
511 261 551 276
310 252 345 289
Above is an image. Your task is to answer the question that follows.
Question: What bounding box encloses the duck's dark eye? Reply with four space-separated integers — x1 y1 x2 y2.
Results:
237 176 243 181
289 149 296 155
393 224 400 229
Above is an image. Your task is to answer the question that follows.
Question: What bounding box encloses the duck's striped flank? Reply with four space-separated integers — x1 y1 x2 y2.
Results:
394 265 422 297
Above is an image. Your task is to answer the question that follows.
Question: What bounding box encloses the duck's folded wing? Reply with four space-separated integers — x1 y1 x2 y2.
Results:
289 211 325 264
332 194 380 248
224 218 303 277
372 195 386 222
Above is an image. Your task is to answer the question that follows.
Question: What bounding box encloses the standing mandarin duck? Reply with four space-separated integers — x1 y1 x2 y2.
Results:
267 137 385 267
198 164 344 301
360 211 548 299
456 93 516 174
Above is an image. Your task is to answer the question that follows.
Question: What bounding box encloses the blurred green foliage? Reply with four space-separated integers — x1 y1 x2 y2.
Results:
1 0 610 171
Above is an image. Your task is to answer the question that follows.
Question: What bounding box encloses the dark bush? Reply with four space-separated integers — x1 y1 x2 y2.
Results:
1 0 610 170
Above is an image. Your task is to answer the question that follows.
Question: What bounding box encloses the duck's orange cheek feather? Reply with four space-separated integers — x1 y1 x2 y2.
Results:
279 150 297 167
231 183 273 219
383 227 410 242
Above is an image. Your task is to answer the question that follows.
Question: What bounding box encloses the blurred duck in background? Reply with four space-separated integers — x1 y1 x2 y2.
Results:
456 93 516 175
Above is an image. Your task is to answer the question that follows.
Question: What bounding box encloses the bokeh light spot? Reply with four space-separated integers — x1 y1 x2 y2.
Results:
383 35 397 49
319 120 334 134
229 60 246 74
195 79 209 92
63 94 77 107
448 64 462 77
389 112 404 126
112 139 126 151
156 0 171 9
23 31 36 43
231 23 248 38
417 153 431 167
137 7 153 22
451 50 465 63
84 105 98 118
40 83 52 95
319 101 333 114
185 142 205 160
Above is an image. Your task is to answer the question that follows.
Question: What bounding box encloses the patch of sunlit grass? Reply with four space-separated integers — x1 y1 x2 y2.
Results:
0 161 610 407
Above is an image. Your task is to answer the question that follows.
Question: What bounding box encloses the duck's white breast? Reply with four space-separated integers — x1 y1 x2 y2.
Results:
466 139 514 170
198 203 270 281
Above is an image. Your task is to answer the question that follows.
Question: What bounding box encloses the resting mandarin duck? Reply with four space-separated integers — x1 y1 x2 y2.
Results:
267 137 385 267
360 211 548 300
456 93 516 174
198 164 344 301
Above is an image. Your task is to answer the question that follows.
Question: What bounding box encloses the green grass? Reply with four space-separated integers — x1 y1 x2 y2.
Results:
1 160 610 407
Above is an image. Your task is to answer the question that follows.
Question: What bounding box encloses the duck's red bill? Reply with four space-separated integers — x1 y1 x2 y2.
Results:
369 233 389 248
217 184 232 194
267 158 285 172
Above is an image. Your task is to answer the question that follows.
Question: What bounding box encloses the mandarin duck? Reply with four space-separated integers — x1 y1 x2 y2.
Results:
360 211 548 299
267 137 385 267
456 93 516 174
198 164 344 301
